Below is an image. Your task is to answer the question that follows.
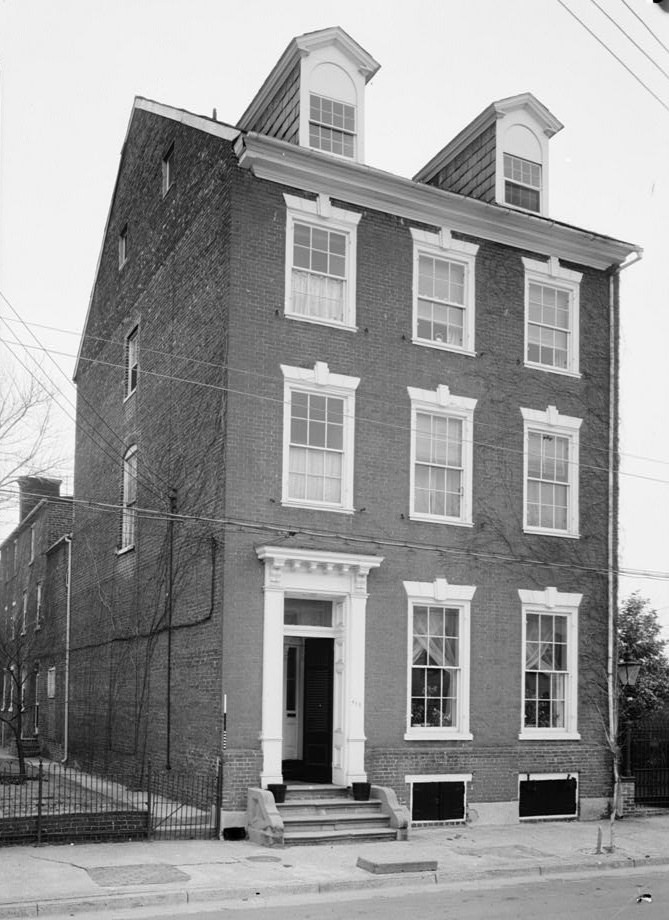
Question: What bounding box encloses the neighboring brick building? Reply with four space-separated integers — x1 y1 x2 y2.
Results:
70 27 640 828
0 477 73 759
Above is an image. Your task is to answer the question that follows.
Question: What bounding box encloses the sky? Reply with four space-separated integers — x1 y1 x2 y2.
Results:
0 0 668 628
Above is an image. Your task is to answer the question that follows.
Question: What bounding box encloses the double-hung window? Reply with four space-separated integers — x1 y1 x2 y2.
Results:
504 153 541 212
523 257 581 376
411 228 478 355
521 406 581 538
118 224 128 269
120 445 138 550
404 578 475 741
519 587 581 740
309 93 356 158
284 193 360 329
162 143 174 196
408 386 476 526
35 582 42 629
125 325 139 398
281 362 358 513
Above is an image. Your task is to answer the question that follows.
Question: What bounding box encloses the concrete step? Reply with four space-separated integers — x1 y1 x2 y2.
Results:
279 799 383 816
283 784 349 800
282 813 391 834
284 826 399 846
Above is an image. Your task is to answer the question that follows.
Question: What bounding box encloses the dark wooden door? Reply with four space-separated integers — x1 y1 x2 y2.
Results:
302 638 333 783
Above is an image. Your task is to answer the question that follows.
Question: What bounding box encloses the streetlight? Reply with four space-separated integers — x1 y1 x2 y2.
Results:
618 655 641 776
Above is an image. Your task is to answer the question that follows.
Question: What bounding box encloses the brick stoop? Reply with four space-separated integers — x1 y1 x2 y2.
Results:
16 738 41 759
277 784 399 846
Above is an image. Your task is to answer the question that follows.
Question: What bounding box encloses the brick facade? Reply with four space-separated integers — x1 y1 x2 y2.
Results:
69 29 635 825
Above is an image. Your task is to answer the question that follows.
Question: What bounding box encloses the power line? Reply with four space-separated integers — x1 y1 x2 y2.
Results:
556 0 669 114
620 0 669 57
587 0 669 81
2 484 667 584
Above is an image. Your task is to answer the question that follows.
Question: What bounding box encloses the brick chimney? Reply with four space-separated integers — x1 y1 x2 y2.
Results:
17 476 62 521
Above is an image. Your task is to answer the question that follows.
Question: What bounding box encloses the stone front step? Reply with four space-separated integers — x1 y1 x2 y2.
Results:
277 784 399 846
283 826 399 846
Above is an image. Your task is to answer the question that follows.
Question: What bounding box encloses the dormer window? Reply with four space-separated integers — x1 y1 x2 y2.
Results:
309 93 356 158
503 154 541 213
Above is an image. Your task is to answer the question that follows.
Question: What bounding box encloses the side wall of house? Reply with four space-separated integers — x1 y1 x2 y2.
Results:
70 111 234 776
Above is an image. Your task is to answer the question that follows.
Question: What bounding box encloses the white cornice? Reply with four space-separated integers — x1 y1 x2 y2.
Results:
235 133 640 270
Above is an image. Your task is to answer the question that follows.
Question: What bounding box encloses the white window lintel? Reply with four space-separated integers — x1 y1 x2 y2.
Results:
522 256 582 286
408 385 477 415
283 192 362 227
521 405 582 432
281 362 359 392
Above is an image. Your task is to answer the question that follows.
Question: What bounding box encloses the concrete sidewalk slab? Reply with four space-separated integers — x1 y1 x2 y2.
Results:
0 814 668 918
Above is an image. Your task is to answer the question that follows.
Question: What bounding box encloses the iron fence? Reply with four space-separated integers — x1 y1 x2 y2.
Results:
0 758 222 845
631 729 669 806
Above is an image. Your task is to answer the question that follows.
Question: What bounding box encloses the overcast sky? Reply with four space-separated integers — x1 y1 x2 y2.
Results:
1 0 668 627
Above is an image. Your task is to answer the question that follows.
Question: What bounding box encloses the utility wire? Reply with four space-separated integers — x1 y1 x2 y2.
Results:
556 0 669 114
620 0 669 57
5 313 669 472
2 484 667 584
587 0 669 81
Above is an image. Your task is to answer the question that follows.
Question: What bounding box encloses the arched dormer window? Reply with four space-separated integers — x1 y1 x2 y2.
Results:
502 124 543 213
307 63 357 159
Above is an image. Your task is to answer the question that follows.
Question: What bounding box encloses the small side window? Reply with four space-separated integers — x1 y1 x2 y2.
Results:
125 326 139 398
162 144 174 196
119 224 128 268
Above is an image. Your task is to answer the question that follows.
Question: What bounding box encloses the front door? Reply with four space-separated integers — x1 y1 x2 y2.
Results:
282 636 333 782
302 638 333 783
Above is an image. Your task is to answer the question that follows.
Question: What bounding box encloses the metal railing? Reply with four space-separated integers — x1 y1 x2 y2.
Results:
0 758 222 844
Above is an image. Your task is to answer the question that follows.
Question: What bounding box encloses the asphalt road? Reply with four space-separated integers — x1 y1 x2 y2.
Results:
54 867 669 920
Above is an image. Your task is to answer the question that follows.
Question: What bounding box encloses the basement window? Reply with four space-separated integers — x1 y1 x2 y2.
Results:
407 774 470 824
519 773 578 819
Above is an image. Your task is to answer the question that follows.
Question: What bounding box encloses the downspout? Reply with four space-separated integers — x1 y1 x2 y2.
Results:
62 534 73 763
609 250 642 815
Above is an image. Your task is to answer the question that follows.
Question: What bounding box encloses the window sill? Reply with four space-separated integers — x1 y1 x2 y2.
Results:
284 313 357 333
409 513 474 528
281 500 354 515
524 361 581 379
404 730 473 742
524 526 580 540
116 544 135 557
519 730 581 741
412 337 476 358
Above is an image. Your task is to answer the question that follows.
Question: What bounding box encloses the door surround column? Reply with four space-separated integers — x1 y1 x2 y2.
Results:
256 546 382 788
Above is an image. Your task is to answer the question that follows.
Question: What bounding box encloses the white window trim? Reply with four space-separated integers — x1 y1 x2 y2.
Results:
118 225 128 269
283 193 361 331
403 578 475 741
410 227 479 356
21 591 27 635
281 362 359 514
408 385 477 527
29 525 35 565
521 405 582 539
307 92 357 160
162 143 174 197
522 257 582 378
518 587 582 741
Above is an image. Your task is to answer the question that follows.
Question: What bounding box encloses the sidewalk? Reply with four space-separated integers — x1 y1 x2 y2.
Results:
1 813 668 919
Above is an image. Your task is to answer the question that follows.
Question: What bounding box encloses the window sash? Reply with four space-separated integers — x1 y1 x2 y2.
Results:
524 612 569 729
121 448 138 547
526 431 570 531
309 94 356 158
287 392 344 504
527 282 571 369
291 222 347 321
414 413 464 519
411 605 460 729
125 328 139 395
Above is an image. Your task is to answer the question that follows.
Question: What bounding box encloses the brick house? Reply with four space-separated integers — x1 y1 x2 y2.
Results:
0 477 73 759
70 27 639 829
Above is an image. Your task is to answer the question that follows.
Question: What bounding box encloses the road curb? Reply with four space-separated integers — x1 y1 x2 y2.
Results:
2 854 669 918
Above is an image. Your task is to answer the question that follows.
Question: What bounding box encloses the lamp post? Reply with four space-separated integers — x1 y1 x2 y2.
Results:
618 656 641 776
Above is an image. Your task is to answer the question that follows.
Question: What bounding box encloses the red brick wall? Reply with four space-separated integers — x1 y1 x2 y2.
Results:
70 106 615 813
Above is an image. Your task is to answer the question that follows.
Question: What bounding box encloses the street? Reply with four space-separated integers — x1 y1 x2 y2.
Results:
52 867 669 920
